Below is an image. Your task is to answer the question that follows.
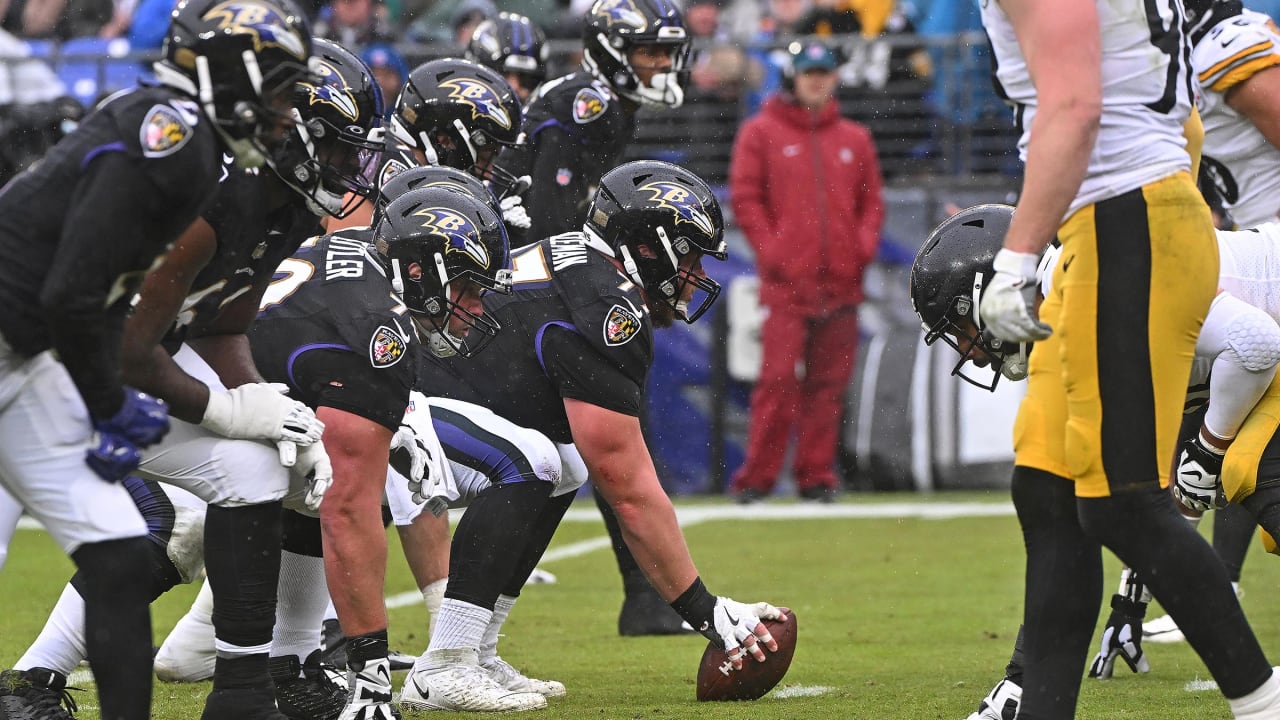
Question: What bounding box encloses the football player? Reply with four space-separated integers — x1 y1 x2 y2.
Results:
465 12 549 103
397 160 789 712
0 0 312 717
246 183 512 718
0 38 381 719
913 205 1280 720
329 57 528 235
490 0 699 638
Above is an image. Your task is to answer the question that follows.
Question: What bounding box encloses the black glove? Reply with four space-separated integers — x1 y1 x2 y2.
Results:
1088 570 1151 678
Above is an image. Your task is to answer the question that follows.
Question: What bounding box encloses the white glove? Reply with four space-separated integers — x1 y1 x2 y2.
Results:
711 597 786 669
400 394 456 516
500 193 531 230
1172 434 1227 513
980 249 1053 343
295 441 333 511
201 383 324 445
390 424 430 486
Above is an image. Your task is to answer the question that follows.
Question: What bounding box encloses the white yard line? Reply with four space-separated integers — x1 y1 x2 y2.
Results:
772 684 833 698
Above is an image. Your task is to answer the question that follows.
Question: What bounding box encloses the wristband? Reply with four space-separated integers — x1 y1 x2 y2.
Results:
670 576 717 637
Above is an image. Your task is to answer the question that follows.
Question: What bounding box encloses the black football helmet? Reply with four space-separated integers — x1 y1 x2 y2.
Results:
389 58 523 186
375 185 512 358
582 0 690 108
155 0 314 168
584 160 726 323
375 164 502 224
1184 0 1242 43
910 204 1031 391
466 12 548 96
271 39 384 218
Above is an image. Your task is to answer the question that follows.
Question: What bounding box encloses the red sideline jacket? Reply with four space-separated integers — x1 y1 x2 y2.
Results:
729 94 884 313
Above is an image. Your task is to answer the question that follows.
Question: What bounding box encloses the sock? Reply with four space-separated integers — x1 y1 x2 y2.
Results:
427 598 492 654
73 536 154 720
271 550 329 660
479 595 516 665
17 583 86 676
422 578 447 637
1230 669 1280 718
204 502 281 690
323 600 338 623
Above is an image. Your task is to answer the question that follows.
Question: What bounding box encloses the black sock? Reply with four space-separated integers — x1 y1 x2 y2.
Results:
1079 486 1271 698
503 491 575 597
1004 625 1026 685
1213 501 1256 583
448 481 553 608
203 502 282 690
72 537 153 720
1012 467 1102 720
594 488 651 596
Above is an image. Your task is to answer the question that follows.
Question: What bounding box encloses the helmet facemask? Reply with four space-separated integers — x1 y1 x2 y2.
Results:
274 108 382 217
617 225 722 324
920 271 1029 391
585 32 689 108
400 251 511 358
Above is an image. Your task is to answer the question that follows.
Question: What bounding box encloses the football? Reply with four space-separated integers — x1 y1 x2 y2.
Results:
696 608 797 701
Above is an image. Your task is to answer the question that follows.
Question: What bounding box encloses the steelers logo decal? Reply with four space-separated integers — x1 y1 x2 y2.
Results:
604 304 641 346
370 325 407 367
140 104 192 158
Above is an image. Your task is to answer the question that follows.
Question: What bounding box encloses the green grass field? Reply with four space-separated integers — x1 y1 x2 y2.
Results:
2 491 1276 719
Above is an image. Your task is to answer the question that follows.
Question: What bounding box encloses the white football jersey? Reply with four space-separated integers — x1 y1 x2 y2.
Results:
1216 222 1280 319
1194 10 1280 228
981 0 1192 216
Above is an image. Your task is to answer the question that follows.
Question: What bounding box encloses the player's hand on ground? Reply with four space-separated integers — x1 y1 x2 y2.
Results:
1088 594 1150 678
85 388 170 482
980 249 1052 342
708 598 787 669
1172 435 1226 513
201 382 324 445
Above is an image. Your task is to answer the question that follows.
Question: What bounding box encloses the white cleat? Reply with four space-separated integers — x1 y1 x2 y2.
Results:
339 657 397 720
482 656 566 698
1142 614 1186 644
966 678 1021 720
399 648 547 713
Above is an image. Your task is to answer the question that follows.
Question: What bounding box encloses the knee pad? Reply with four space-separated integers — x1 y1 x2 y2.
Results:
1202 293 1280 373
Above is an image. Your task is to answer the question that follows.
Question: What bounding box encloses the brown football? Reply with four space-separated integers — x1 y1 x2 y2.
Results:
696 609 797 701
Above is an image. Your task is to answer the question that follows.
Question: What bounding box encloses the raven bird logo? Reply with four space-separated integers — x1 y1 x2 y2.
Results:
303 62 360 121
590 0 647 30
203 0 307 59
412 207 491 269
439 77 512 131
638 180 715 237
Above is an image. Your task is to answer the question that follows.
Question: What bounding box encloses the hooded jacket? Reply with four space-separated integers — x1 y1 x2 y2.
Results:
729 93 884 312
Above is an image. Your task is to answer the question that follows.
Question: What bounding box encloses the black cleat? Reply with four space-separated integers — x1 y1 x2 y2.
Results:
618 587 695 637
320 620 414 672
201 687 288 720
269 652 348 720
0 667 79 720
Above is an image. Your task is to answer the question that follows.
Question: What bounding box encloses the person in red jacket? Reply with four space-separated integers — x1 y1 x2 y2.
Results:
728 40 884 503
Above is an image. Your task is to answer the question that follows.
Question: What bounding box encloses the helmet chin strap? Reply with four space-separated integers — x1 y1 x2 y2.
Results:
452 119 479 169
617 245 644 288
390 258 405 294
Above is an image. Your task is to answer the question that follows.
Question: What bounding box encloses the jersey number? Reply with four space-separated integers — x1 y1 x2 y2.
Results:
1144 0 1187 114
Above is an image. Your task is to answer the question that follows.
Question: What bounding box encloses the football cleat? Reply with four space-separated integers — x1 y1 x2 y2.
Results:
966 678 1021 720
399 648 546 712
1141 614 1186 644
321 620 414 672
269 651 348 720
0 667 79 720
481 656 566 698
618 586 695 636
338 657 398 720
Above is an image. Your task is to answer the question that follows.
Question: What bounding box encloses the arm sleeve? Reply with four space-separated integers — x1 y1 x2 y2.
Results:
541 325 642 417
728 121 773 254
524 127 591 241
42 151 174 419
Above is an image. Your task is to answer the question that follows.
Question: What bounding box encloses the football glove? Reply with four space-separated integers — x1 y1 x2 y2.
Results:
294 441 333 511
500 193 531 230
1088 569 1151 679
980 249 1053 343
85 388 170 482
708 597 786 669
1172 434 1227 513
390 424 431 487
201 383 324 446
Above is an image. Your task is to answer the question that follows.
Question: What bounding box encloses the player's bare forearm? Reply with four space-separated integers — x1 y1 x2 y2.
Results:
186 333 265 389
121 342 211 423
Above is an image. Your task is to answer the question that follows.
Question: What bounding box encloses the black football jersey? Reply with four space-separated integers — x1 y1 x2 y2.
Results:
250 229 419 430
0 85 221 417
494 72 635 242
166 162 322 344
421 232 652 443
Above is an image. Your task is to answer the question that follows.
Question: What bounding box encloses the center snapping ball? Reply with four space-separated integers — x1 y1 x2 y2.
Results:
696 608 797 701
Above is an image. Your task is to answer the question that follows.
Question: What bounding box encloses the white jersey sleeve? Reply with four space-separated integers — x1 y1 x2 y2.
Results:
1194 11 1280 228
981 0 1193 217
